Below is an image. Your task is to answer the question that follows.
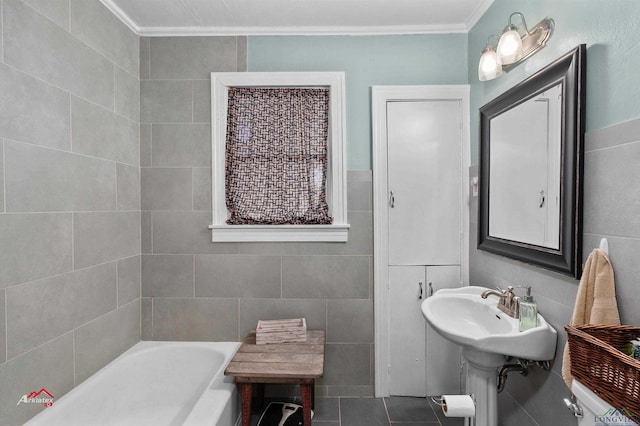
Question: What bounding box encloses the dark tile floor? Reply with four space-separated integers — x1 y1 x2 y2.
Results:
250 396 465 426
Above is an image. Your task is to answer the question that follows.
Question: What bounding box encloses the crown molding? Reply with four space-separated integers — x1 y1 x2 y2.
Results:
135 24 469 37
465 0 495 31
100 0 141 34
100 0 475 37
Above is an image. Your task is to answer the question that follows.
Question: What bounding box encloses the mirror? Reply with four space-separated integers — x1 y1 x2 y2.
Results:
478 45 586 279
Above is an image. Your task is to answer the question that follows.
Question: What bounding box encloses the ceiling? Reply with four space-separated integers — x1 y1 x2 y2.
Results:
100 0 494 36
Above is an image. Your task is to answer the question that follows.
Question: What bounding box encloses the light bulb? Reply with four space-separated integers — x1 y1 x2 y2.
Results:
478 47 502 81
496 28 523 65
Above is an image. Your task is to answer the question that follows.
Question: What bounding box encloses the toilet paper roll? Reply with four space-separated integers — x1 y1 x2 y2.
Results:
441 395 475 418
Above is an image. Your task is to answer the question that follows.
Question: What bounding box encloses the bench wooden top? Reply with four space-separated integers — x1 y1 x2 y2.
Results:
225 330 325 380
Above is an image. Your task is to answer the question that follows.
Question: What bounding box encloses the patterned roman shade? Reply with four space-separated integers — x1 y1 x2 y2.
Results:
225 87 333 225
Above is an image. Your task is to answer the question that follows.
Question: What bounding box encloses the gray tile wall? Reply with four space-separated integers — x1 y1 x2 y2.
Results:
0 1 140 424
140 36 374 397
469 117 640 426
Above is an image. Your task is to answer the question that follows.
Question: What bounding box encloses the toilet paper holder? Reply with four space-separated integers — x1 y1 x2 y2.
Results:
430 396 445 406
430 394 476 407
431 394 476 421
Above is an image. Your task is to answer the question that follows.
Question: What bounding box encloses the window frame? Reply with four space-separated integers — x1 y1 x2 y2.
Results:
209 72 349 242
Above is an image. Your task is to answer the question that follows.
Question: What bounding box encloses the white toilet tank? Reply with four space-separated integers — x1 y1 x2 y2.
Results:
571 380 637 426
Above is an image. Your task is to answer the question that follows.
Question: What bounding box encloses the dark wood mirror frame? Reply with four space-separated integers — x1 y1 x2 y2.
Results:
478 44 586 279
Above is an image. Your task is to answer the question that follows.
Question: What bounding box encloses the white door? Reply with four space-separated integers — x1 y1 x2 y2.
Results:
386 99 463 397
387 100 462 266
372 85 469 398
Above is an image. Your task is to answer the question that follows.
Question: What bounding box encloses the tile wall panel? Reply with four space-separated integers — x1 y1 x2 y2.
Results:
74 301 139 384
326 299 374 343
0 63 70 150
152 211 235 254
282 255 370 299
0 290 5 364
139 123 152 167
22 0 69 30
0 3 140 423
117 163 141 211
140 167 192 210
0 333 74 425
151 298 238 341
141 210 152 253
142 254 194 297
0 212 72 288
149 36 237 79
118 256 141 307
71 96 139 165
0 1 3 61
6 263 117 358
3 0 114 109
115 66 140 122
583 141 640 238
141 297 152 340
139 37 150 80
140 80 192 123
73 211 140 269
69 0 138 77
195 254 282 298
322 344 371 386
151 123 211 167
0 139 3 212
4 140 117 212
192 168 212 210
192 80 211 123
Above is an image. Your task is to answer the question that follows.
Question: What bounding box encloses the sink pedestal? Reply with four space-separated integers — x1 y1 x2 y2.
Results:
462 348 505 426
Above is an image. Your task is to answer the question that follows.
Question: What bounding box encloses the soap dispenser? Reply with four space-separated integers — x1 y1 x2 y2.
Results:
519 286 538 332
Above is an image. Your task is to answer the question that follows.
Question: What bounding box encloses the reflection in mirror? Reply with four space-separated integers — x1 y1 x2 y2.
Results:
478 45 586 279
489 83 562 249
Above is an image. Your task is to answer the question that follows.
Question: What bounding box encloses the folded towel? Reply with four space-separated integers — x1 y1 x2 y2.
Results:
562 248 620 388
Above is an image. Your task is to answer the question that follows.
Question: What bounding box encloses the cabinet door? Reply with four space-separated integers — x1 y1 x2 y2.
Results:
389 266 426 396
425 266 462 395
387 100 462 265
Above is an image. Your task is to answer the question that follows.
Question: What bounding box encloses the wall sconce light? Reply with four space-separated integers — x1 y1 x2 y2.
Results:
478 12 554 81
478 35 502 81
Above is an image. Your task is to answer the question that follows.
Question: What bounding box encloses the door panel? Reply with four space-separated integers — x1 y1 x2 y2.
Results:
384 97 464 397
387 100 462 266
389 266 426 396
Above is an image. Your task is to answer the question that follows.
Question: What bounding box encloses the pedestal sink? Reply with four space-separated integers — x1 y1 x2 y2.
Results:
421 286 557 426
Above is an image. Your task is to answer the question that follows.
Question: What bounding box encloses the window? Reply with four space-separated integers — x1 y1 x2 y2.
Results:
209 72 349 242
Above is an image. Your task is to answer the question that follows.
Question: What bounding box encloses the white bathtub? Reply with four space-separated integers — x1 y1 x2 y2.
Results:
26 341 241 426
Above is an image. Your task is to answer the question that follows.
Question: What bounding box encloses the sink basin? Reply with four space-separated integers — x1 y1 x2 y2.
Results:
421 286 557 361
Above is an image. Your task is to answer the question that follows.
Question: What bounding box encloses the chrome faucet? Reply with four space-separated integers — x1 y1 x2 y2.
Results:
481 286 520 319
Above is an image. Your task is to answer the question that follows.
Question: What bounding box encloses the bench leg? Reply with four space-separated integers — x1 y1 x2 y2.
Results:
301 383 313 426
240 383 252 426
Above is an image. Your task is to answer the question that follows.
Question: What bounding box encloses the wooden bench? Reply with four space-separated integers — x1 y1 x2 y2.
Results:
224 330 325 426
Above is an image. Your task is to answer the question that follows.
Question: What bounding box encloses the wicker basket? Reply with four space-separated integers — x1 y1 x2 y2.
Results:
565 324 640 421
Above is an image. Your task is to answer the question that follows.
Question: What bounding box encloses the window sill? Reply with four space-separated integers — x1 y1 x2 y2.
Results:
208 224 350 242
